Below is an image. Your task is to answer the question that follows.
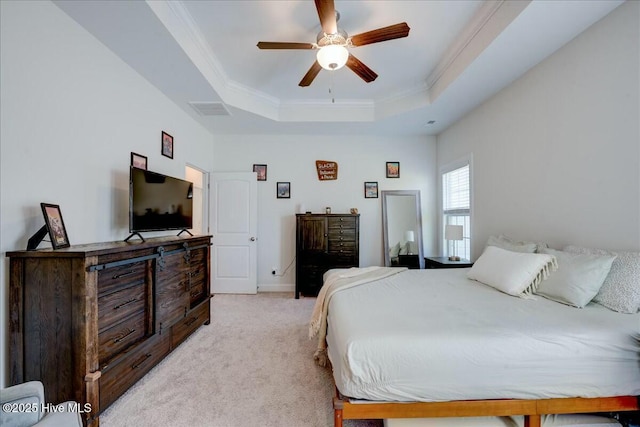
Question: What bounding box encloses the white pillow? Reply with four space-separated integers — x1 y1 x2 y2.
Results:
389 242 401 258
486 235 539 253
467 246 557 297
563 245 639 313
399 242 409 255
535 248 616 308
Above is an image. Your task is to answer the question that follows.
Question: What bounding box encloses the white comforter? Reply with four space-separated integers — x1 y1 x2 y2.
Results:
325 268 640 402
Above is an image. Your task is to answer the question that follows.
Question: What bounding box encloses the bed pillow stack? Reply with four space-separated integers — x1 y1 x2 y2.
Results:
562 246 640 313
534 248 616 308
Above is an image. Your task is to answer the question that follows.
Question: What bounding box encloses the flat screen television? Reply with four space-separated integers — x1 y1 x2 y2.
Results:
129 167 193 234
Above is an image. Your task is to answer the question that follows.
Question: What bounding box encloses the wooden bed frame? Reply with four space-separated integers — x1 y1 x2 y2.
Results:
332 391 639 427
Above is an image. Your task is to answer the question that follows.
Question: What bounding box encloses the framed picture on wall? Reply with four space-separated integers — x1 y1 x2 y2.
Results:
386 162 400 178
40 203 70 249
161 131 174 159
277 182 290 199
131 152 147 170
364 182 378 198
253 164 267 181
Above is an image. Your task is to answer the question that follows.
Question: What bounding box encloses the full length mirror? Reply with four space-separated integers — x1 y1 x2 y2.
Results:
382 190 424 269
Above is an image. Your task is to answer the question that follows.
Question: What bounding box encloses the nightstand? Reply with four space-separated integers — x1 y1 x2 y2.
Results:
397 254 420 269
424 256 473 269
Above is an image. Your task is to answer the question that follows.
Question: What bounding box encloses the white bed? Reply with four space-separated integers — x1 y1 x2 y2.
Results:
326 268 640 402
317 267 640 427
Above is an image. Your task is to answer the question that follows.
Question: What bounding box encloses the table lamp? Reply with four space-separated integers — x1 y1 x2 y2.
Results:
445 225 463 261
404 230 415 255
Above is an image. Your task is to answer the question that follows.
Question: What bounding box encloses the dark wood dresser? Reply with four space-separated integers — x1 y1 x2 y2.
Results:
295 213 359 298
7 235 212 426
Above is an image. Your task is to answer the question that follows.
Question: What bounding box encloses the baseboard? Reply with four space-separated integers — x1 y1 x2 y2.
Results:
257 283 294 293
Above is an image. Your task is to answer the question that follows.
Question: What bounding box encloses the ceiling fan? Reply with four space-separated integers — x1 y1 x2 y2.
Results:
257 0 410 87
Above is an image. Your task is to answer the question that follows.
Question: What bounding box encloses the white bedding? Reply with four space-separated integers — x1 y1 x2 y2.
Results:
325 268 640 402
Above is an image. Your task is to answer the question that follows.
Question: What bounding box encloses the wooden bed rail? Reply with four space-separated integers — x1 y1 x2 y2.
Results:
333 394 640 427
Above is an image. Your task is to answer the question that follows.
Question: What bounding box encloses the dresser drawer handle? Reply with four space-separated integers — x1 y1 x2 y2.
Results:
113 298 138 310
131 353 152 369
185 317 197 327
113 328 136 344
112 270 136 279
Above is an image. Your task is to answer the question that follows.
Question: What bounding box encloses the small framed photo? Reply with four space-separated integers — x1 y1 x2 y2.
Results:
40 203 70 249
253 164 267 181
161 131 174 159
386 162 400 178
364 181 378 198
131 152 147 170
276 182 290 199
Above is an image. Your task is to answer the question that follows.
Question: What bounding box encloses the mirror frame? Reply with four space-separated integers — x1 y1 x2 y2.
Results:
381 190 424 269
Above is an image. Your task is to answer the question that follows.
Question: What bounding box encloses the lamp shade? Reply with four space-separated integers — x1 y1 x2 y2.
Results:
316 45 349 70
404 230 415 243
444 225 463 241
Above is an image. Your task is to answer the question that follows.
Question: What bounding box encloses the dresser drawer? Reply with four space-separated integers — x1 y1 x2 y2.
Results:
100 332 171 409
171 301 209 348
328 229 356 240
188 254 207 306
328 216 356 228
98 312 146 366
328 241 356 254
190 279 206 306
98 283 146 332
98 261 146 296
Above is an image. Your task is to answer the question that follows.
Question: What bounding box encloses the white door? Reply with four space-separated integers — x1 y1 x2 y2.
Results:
210 172 258 294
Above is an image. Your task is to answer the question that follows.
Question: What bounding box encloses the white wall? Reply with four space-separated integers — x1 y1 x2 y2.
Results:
0 0 214 387
213 135 437 291
437 0 640 258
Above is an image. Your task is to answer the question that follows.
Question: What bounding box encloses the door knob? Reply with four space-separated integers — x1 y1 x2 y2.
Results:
250 237 256 241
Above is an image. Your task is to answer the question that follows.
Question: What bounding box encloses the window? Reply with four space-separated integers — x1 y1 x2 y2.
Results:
442 162 471 260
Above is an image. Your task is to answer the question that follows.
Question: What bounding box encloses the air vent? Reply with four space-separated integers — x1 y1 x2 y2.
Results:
189 102 231 116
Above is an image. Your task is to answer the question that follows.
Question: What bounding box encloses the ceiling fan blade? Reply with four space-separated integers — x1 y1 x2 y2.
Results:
257 42 315 50
346 54 378 83
350 22 410 47
315 0 337 35
299 61 323 87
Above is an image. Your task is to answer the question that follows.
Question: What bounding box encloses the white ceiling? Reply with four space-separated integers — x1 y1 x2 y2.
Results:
54 0 623 137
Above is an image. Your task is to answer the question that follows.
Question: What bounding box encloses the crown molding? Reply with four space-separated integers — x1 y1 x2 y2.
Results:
426 0 531 103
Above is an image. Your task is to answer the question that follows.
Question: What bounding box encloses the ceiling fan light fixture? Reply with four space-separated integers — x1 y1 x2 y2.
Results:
316 45 349 70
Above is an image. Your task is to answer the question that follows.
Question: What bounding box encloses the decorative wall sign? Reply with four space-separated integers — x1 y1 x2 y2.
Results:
316 160 338 180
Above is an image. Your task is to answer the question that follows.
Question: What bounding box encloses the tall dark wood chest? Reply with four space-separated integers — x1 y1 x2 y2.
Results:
295 214 359 298
7 235 211 426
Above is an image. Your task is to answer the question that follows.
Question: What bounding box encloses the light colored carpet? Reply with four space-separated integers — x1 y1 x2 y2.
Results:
101 293 383 427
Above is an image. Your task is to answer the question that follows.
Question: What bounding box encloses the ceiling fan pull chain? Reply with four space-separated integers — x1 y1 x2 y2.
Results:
329 71 335 104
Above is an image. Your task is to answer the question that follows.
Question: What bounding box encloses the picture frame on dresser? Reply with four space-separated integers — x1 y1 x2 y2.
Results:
40 203 70 249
